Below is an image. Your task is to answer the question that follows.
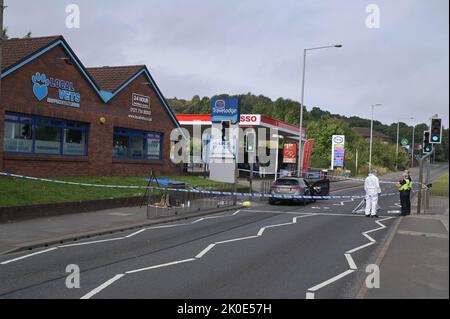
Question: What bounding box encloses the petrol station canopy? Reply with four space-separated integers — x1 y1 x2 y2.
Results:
176 114 306 141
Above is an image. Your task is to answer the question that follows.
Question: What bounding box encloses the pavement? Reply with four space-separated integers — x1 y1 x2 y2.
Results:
0 164 447 299
362 194 449 299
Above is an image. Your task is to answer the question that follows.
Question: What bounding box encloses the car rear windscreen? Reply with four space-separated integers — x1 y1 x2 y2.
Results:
274 179 299 186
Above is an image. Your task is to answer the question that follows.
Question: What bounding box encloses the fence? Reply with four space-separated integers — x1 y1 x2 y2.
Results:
145 184 237 219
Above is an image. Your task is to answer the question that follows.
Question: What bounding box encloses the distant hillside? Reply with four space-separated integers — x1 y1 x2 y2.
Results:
168 93 449 165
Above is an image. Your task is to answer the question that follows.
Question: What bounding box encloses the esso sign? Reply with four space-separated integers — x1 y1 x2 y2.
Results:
240 115 260 125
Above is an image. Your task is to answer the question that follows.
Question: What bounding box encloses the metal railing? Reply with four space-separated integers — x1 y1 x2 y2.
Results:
145 185 237 219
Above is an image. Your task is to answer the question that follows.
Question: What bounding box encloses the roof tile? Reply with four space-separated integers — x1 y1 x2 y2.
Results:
1 36 61 72
87 65 145 92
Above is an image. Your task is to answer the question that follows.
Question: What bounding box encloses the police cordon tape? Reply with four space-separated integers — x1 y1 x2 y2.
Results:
237 168 420 186
0 172 420 201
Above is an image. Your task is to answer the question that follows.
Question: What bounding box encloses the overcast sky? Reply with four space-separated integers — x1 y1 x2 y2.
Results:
4 0 449 127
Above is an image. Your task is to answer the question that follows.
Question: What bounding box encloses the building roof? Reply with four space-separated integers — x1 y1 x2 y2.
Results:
86 65 146 92
1 36 61 72
353 127 392 140
0 35 184 136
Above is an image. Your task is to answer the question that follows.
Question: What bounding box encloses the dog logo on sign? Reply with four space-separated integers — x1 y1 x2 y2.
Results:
31 72 50 101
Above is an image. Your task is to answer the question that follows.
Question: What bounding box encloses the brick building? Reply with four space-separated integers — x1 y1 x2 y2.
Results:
0 36 183 177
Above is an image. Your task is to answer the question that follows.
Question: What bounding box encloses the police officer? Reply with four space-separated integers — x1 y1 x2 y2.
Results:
397 172 412 216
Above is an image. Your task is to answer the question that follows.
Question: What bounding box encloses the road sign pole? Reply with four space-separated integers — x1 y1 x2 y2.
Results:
417 150 433 215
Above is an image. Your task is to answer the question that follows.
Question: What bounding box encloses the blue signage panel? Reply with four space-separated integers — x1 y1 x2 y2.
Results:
211 98 240 124
32 72 81 108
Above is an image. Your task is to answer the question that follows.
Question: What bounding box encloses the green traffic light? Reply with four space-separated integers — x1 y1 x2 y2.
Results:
432 136 439 142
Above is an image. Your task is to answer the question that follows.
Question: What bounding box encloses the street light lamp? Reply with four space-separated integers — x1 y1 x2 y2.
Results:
369 104 382 171
298 44 343 177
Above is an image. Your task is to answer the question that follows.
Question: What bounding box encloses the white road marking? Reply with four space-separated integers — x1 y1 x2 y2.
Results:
306 216 394 299
80 274 125 299
60 237 125 248
345 254 357 270
195 244 216 259
241 209 373 218
81 213 317 298
215 235 260 245
308 269 356 292
346 242 374 254
0 210 246 266
387 210 401 214
306 292 315 299
125 258 196 274
257 222 294 236
125 229 147 238
0 247 58 265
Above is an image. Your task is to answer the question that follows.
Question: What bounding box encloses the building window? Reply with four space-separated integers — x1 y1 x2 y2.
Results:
3 112 89 156
113 128 162 160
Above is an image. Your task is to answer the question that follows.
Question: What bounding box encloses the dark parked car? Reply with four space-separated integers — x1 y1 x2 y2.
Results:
268 177 330 205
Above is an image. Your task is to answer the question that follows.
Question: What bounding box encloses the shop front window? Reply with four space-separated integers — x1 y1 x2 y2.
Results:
35 125 61 154
3 121 33 153
64 129 87 156
3 112 89 156
113 135 129 158
113 128 162 160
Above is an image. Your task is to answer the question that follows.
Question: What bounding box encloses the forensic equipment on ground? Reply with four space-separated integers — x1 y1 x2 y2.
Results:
352 198 381 214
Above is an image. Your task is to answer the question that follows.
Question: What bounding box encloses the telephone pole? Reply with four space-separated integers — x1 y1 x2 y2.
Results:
0 0 4 93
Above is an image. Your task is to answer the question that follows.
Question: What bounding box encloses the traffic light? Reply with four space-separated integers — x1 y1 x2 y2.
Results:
21 124 31 138
430 118 442 144
246 132 256 152
423 131 433 154
221 121 230 142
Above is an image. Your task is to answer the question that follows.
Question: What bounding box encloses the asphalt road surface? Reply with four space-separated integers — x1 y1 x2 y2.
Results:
0 164 447 299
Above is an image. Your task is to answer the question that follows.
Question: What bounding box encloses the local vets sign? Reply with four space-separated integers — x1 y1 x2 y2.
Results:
211 98 240 124
31 72 81 108
331 135 345 169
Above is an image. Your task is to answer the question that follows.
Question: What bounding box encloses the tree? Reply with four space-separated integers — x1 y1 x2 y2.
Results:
2 27 8 40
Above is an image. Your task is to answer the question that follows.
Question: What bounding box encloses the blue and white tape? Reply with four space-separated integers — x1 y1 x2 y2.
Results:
0 172 418 201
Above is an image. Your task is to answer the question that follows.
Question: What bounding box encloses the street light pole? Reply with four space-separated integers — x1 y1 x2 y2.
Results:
395 120 400 170
298 44 342 177
298 49 307 177
369 104 382 171
411 123 416 169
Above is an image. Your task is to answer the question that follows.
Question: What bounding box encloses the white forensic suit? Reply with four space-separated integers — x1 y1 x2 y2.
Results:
364 173 381 216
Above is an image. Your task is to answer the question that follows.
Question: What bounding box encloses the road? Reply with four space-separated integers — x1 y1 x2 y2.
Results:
0 164 447 299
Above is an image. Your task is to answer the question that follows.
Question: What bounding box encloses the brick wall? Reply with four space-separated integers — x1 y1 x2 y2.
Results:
0 44 182 177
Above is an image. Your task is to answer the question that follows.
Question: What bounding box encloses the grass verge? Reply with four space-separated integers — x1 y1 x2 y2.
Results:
0 176 234 208
432 171 449 197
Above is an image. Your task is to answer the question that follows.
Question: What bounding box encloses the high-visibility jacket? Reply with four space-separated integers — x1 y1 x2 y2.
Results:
399 178 412 191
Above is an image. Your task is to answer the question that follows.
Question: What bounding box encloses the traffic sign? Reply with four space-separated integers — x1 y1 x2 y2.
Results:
401 138 408 146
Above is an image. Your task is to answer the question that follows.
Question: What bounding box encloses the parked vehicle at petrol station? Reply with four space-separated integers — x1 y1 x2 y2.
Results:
268 177 330 205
